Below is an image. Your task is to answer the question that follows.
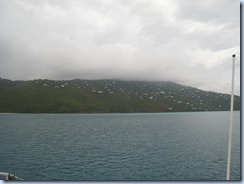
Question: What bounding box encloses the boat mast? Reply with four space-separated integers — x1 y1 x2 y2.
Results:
226 54 235 180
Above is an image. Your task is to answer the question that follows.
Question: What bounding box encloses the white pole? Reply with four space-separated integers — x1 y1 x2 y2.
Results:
226 54 235 180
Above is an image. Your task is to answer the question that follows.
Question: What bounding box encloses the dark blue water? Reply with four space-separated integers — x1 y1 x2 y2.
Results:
0 112 240 181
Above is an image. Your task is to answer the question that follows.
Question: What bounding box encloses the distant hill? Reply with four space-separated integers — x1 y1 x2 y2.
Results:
0 78 240 113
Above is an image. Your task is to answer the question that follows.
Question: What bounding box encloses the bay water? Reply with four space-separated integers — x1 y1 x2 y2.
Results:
0 112 240 181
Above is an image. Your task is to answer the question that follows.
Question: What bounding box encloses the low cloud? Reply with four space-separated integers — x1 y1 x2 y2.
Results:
0 0 240 95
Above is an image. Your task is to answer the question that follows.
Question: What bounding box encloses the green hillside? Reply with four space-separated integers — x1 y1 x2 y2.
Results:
0 78 240 113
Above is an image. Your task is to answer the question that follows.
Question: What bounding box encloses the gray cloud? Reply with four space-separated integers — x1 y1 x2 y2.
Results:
0 0 240 95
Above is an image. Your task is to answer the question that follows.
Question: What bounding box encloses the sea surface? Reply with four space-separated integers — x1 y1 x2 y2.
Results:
0 112 240 181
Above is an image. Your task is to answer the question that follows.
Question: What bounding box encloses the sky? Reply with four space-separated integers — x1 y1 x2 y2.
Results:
0 0 240 95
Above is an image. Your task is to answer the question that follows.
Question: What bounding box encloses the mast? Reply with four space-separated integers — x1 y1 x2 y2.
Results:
226 54 235 180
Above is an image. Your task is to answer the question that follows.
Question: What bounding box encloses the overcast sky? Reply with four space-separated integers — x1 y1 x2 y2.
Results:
0 0 240 95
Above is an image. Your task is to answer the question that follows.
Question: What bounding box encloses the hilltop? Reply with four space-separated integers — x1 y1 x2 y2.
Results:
0 78 240 113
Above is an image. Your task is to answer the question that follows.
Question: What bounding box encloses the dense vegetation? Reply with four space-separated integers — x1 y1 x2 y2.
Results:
0 78 240 113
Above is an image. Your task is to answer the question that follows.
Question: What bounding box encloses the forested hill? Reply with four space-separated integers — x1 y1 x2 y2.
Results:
0 78 240 113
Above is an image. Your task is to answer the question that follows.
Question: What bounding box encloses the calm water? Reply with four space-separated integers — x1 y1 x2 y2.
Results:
0 112 240 181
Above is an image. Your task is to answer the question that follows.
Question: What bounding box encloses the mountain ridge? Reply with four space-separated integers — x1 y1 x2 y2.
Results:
0 78 240 113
